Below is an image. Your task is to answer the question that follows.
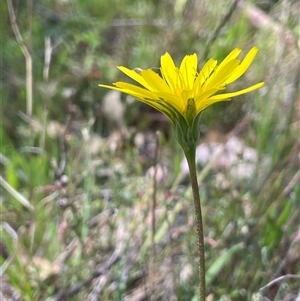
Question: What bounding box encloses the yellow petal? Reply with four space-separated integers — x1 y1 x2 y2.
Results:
195 58 217 87
179 53 198 89
98 82 156 106
152 91 184 113
113 82 158 99
140 69 172 93
194 88 220 112
218 48 242 68
181 89 195 103
197 98 231 113
99 83 153 106
117 66 152 90
226 47 258 84
160 52 178 91
204 59 240 89
100 82 178 120
207 82 265 100
98 83 118 89
98 83 130 95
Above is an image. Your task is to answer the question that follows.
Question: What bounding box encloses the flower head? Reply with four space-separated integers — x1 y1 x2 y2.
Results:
99 48 264 151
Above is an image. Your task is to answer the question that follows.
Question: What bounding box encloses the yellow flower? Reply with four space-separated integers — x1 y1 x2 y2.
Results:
99 47 264 151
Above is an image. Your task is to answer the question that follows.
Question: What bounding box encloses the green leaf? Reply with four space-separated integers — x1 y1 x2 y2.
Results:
277 200 291 227
206 242 244 285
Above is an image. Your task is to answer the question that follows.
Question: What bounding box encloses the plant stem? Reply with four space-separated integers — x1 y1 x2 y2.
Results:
185 147 206 301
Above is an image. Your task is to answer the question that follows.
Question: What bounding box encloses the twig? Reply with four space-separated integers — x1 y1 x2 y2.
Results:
0 176 34 211
273 170 300 205
123 273 166 301
54 223 124 300
17 110 42 130
27 0 32 51
259 274 300 291
43 36 53 83
54 237 80 267
6 0 33 117
0 223 18 276
273 230 300 278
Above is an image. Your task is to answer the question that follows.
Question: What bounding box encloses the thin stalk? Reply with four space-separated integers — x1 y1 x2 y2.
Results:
185 147 206 301
7 0 33 117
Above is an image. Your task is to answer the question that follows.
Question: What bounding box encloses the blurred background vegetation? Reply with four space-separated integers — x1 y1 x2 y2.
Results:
1 0 299 300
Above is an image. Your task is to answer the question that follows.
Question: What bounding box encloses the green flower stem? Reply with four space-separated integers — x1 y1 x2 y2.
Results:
184 147 206 301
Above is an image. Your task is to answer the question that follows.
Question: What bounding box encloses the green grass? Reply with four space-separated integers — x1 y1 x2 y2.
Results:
1 0 300 300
